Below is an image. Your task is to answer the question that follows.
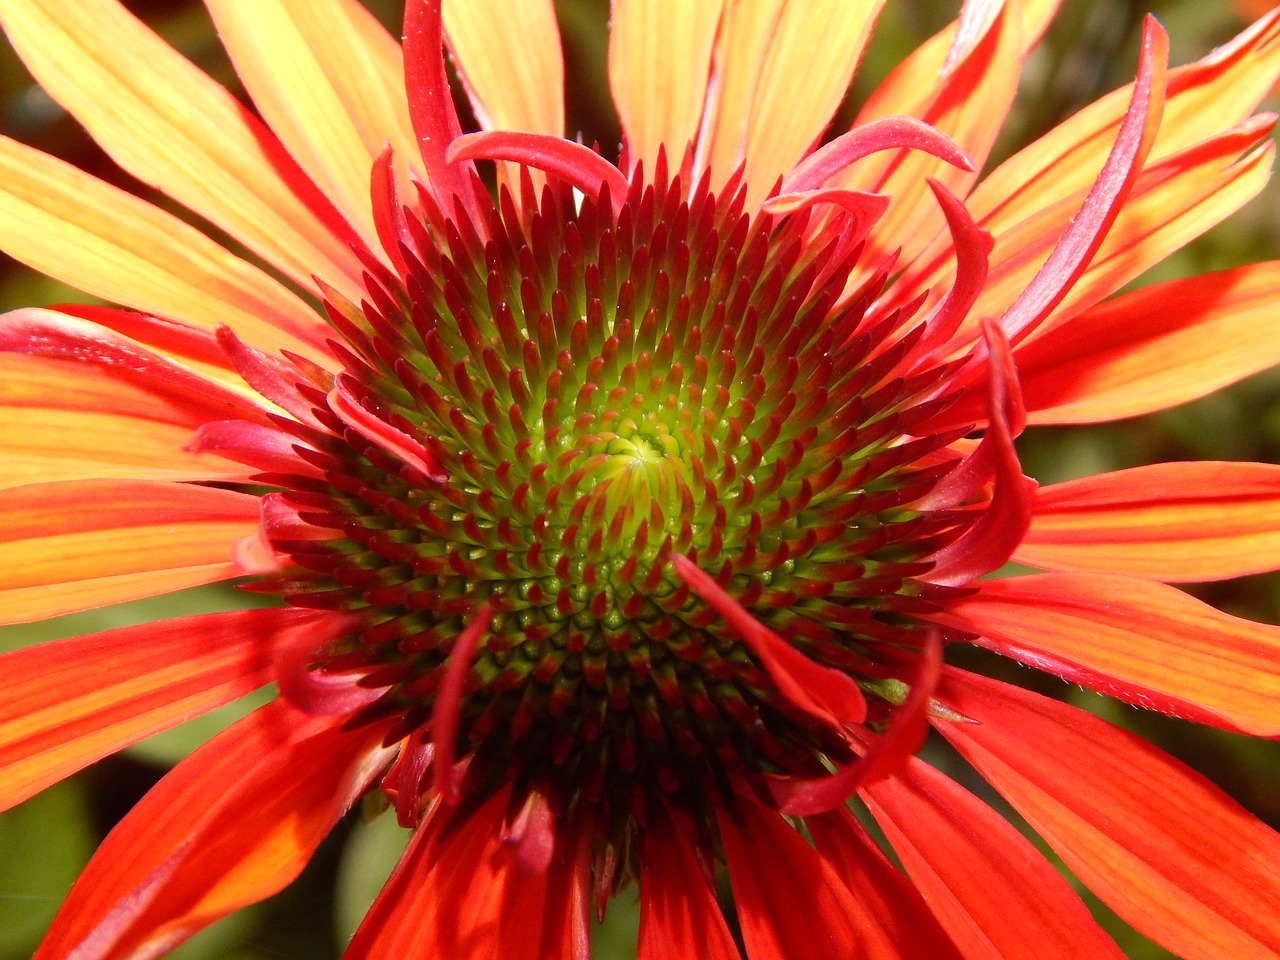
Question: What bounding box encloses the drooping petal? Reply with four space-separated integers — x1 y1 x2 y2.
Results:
0 0 366 299
697 0 885 205
807 807 964 960
1015 261 1280 424
346 787 590 960
0 137 331 361
717 791 901 959
0 607 341 811
1017 461 1280 580
204 0 422 250
0 479 260 624
863 755 1126 959
0 352 248 487
445 0 564 136
936 669 1280 960
638 803 739 960
34 699 393 960
609 0 722 174
930 572 1280 736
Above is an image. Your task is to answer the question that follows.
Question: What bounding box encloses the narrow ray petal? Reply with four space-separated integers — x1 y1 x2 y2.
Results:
609 0 722 174
718 792 896 959
1016 261 1280 423
931 573 1280 735
638 803 739 960
0 607 338 811
34 700 393 960
446 0 564 135
1017 461 1280 580
698 0 884 204
863 755 1125 959
0 0 366 298
204 0 422 249
0 138 331 360
937 670 1280 960
0 479 260 624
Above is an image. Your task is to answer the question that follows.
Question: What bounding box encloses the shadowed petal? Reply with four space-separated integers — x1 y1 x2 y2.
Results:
0 607 342 811
0 0 367 299
0 479 260 624
937 669 1280 960
931 572 1280 735
1017 461 1280 580
34 699 393 960
863 756 1125 959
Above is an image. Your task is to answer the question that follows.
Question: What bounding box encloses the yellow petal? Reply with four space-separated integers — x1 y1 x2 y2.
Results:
444 0 565 135
609 0 723 173
0 0 366 299
698 0 884 206
0 137 331 361
204 0 421 251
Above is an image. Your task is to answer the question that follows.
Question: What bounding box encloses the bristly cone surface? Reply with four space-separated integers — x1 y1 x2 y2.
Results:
240 148 989 888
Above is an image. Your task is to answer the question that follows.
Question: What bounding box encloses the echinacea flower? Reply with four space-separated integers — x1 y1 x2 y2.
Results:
3 0 1280 956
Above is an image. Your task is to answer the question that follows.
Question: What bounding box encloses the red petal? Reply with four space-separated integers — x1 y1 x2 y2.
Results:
932 572 1280 735
1017 461 1280 580
717 791 902 959
346 787 589 959
863 755 1125 959
0 607 339 811
936 669 1280 960
35 699 393 960
806 806 964 960
638 804 739 960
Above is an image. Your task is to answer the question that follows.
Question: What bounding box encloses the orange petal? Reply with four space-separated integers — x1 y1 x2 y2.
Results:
937 669 1280 960
863 754 1125 959
204 0 422 251
0 352 248 487
445 0 564 135
1015 261 1280 424
638 803 740 960
717 791 901 959
1017 461 1280 580
0 607 339 811
931 572 1280 736
0 137 332 361
0 479 260 624
698 0 884 206
0 0 366 299
609 0 722 173
34 699 393 960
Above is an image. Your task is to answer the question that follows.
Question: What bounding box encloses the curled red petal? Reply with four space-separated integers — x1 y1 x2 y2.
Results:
782 115 973 194
327 373 446 481
671 553 867 730
431 600 496 804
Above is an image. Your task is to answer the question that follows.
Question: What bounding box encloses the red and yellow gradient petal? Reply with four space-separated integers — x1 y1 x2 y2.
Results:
1017 462 1280 580
863 756 1124 959
697 0 884 205
0 352 249 487
0 0 367 301
1016 261 1280 424
34 699 393 960
932 573 1280 735
938 671 1280 960
0 479 260 624
0 138 332 362
0 607 340 811
445 0 564 136
204 0 422 251
609 0 722 173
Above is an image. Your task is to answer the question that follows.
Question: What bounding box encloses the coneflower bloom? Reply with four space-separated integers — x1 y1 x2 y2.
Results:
3 0 1280 957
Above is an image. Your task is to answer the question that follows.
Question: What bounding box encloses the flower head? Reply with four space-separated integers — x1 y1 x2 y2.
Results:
3 1 1280 957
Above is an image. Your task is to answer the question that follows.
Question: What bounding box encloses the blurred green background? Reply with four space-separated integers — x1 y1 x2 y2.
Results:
2 1 1279 957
